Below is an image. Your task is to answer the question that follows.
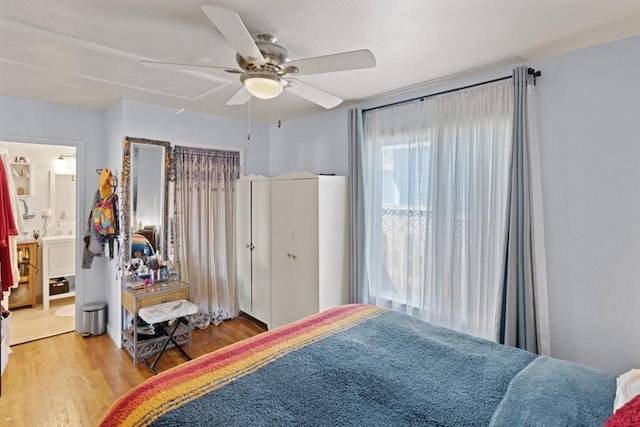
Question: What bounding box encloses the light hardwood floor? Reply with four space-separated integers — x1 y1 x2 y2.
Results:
0 316 266 426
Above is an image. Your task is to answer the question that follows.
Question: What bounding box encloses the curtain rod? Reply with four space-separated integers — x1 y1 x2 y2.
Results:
363 67 542 113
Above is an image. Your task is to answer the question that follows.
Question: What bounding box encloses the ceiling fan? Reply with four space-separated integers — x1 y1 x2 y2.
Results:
141 6 376 109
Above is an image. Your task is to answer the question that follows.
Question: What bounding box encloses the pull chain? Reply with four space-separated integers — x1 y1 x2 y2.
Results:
247 97 252 140
277 96 282 128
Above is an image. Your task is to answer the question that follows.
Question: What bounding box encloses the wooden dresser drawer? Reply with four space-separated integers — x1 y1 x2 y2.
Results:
121 287 190 314
138 288 190 310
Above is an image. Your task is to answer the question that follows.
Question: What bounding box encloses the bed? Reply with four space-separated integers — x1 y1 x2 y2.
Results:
101 304 616 426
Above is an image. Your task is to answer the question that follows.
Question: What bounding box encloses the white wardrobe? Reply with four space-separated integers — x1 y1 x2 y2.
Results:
236 176 271 325
236 172 349 329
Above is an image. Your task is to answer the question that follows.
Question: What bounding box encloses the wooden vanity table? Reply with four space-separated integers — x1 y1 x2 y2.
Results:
121 280 191 365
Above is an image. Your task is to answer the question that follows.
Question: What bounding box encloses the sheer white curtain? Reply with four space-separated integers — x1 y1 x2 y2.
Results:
362 80 513 340
174 146 240 324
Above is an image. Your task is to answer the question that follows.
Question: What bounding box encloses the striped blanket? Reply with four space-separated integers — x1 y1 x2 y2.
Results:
101 304 615 426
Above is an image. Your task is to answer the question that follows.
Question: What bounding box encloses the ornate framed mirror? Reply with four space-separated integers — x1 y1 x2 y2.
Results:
121 137 171 264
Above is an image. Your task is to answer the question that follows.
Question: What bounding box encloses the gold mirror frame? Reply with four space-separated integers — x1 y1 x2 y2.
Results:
121 137 172 263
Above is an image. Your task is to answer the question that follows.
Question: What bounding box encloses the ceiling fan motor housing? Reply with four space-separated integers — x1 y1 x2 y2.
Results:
236 34 290 74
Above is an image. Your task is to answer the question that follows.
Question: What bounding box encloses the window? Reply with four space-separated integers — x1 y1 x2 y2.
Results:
380 140 431 304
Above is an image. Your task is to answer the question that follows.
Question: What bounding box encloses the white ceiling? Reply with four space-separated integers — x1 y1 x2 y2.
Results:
1 0 640 124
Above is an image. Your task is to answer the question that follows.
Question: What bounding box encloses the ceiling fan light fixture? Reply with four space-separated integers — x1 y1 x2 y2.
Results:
241 73 283 99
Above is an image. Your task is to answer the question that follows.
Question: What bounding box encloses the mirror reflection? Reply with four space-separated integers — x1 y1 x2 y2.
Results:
51 171 76 235
121 137 170 266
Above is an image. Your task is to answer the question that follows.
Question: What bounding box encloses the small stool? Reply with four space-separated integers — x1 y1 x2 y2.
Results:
138 299 198 374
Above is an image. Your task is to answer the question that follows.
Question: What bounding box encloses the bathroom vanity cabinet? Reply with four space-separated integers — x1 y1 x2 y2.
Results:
41 235 76 310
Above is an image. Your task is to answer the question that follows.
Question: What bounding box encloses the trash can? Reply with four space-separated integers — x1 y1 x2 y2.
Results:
82 302 107 337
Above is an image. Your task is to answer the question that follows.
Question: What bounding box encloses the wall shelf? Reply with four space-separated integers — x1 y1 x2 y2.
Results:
10 162 31 196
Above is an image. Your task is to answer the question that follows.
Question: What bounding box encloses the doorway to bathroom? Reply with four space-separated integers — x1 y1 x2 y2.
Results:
0 140 78 345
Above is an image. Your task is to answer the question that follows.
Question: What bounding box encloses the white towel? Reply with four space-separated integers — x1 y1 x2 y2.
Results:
614 368 640 412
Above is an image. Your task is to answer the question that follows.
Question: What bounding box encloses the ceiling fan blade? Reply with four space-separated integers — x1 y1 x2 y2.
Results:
201 6 265 64
287 49 376 76
140 60 232 83
226 86 251 105
286 79 343 109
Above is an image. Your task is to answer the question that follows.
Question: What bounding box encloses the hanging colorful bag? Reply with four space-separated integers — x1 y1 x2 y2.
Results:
92 193 117 236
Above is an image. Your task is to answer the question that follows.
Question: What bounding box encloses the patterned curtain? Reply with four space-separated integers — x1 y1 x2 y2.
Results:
173 146 240 325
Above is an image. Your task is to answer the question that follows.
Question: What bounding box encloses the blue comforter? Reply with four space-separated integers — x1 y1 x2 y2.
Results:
103 305 615 426
217 310 614 426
